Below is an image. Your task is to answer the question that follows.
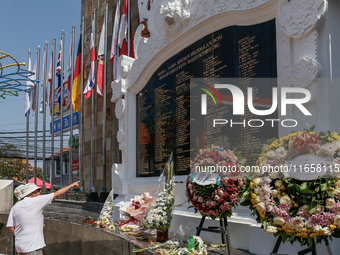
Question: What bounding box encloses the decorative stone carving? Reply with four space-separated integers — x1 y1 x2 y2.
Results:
281 0 327 39
111 79 126 103
117 55 135 79
160 0 191 35
117 129 125 143
289 57 320 88
115 98 125 120
112 164 128 194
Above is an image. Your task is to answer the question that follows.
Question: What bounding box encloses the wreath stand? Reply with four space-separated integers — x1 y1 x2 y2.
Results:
270 236 333 255
196 215 232 255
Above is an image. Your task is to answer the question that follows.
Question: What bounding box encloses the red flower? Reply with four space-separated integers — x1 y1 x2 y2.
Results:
89 220 94 223
209 151 217 157
214 156 221 162
84 220 88 224
227 178 234 185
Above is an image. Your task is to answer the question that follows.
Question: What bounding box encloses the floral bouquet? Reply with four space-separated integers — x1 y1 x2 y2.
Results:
186 145 245 219
99 189 114 227
132 236 208 255
141 184 175 231
241 128 340 247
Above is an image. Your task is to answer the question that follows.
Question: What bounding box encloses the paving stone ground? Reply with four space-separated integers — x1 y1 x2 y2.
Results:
44 200 254 255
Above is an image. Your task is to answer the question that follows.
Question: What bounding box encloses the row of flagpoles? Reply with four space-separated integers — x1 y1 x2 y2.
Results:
24 0 134 192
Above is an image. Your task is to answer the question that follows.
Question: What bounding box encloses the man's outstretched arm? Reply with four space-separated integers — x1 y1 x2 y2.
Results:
53 181 80 200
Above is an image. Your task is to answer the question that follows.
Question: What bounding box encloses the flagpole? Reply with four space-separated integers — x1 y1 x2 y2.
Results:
69 24 75 185
90 10 96 192
114 0 120 164
51 38 56 189
34 46 40 185
127 0 130 56
42 41 48 189
26 49 31 182
102 4 108 193
60 31 65 188
79 17 84 191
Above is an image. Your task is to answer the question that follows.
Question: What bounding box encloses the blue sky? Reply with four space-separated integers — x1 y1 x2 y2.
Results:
0 1 81 161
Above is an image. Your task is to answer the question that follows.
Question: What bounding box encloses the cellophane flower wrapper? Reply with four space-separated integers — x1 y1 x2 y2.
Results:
99 189 114 225
141 153 175 231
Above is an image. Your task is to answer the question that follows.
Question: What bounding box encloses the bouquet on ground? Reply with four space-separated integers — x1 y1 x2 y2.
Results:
132 236 208 255
118 192 153 231
99 189 114 227
141 184 175 230
142 153 175 232
186 145 245 219
241 128 340 247
83 217 100 228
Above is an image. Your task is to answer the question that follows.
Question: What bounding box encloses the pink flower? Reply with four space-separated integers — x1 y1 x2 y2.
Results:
309 214 325 226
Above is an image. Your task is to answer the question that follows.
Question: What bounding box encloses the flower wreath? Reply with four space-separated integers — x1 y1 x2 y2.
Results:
241 129 340 247
186 146 245 219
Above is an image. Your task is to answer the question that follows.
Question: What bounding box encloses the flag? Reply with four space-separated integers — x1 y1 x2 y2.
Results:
83 18 95 99
48 52 53 109
111 0 120 80
25 55 32 116
118 0 134 58
97 19 106 96
31 60 38 115
39 46 47 113
72 35 82 112
56 44 62 111
65 33 73 109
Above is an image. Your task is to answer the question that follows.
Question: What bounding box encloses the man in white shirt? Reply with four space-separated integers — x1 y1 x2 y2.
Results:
7 181 79 255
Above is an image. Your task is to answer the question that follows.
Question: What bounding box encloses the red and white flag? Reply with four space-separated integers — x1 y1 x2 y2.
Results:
111 0 120 80
97 18 106 96
83 18 95 99
118 0 134 57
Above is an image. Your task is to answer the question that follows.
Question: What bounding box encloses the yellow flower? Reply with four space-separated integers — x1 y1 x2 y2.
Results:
296 233 302 237
329 225 337 231
251 199 257 205
249 182 254 189
309 233 318 238
251 193 257 199
328 137 334 142
301 233 308 239
294 203 299 208
329 187 335 191
291 195 295 198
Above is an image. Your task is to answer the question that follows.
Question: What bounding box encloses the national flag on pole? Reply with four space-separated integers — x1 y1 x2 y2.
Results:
48 52 53 109
31 60 38 115
111 0 120 80
25 55 32 116
83 18 95 99
97 19 106 96
39 46 47 113
118 0 134 58
65 34 73 109
72 35 82 112
56 44 62 110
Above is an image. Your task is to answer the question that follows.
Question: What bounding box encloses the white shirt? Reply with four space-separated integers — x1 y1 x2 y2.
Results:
7 193 54 253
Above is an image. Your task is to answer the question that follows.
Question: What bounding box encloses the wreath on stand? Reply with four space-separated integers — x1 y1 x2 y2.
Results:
186 146 245 219
241 128 340 248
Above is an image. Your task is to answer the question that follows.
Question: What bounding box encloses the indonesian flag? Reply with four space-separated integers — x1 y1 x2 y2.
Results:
83 18 95 99
110 0 120 80
97 19 106 96
118 0 134 57
72 35 82 112
31 60 37 115
25 55 32 116
48 52 53 109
